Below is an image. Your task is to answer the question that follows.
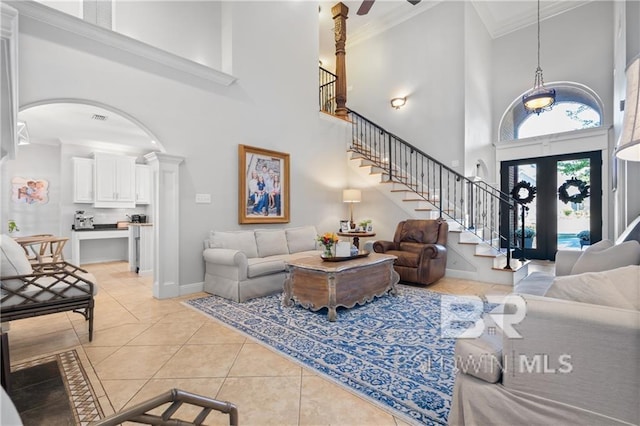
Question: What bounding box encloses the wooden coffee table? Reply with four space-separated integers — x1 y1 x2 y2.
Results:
282 253 399 321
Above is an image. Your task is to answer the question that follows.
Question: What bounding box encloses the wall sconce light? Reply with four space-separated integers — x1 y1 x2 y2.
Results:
390 97 406 109
342 188 361 229
616 56 640 162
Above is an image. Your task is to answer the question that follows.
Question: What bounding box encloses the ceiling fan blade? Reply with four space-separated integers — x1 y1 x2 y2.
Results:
407 0 421 5
357 0 375 16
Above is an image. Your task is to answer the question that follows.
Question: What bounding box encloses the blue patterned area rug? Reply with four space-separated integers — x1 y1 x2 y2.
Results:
185 286 472 425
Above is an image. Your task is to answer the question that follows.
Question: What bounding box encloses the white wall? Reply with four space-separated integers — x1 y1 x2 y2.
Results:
15 1 351 287
347 2 466 174
464 3 493 180
1 143 61 236
113 1 222 70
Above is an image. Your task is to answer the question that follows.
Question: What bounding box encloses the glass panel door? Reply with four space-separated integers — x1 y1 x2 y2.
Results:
501 151 601 260
556 158 592 250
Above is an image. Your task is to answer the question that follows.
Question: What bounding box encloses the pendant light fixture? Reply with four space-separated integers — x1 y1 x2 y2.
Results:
522 0 556 115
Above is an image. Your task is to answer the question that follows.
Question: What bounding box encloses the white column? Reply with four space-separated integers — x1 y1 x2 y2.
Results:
144 152 184 299
1 4 18 163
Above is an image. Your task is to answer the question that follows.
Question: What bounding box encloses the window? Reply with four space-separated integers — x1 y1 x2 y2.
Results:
499 82 603 141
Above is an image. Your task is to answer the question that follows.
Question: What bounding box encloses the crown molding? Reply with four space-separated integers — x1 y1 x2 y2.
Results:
472 1 592 39
7 0 237 87
347 1 440 49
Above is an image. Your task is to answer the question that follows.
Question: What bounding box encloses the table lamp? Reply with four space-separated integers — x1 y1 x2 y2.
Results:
342 189 361 230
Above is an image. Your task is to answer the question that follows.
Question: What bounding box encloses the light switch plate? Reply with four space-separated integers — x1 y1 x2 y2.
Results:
195 193 211 204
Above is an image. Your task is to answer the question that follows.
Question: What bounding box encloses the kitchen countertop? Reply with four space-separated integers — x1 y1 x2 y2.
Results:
72 224 128 231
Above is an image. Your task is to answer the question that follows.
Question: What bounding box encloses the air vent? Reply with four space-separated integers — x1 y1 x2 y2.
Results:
91 114 108 121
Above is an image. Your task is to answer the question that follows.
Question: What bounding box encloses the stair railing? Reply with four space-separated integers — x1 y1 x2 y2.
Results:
319 67 338 115
348 109 517 269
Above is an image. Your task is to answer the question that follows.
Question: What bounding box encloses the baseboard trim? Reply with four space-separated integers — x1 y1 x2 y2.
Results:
180 281 204 296
445 269 482 281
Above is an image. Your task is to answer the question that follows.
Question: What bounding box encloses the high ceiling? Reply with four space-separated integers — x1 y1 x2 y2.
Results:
21 1 590 150
319 0 590 70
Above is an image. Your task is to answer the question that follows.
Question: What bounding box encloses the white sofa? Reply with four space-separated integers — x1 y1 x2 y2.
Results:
516 238 640 295
202 226 320 302
448 265 640 425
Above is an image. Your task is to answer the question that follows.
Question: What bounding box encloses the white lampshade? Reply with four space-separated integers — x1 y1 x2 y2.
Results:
342 189 361 203
617 56 640 162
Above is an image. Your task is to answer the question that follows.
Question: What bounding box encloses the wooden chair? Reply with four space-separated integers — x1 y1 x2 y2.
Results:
14 235 68 265
91 388 238 426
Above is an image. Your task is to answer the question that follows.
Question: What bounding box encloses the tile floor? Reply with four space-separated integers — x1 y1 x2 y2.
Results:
5 261 538 425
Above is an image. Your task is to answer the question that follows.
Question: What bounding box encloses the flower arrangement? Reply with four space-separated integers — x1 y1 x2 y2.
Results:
317 232 340 257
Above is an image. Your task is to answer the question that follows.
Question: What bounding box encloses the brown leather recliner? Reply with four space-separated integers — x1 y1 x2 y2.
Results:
373 219 448 285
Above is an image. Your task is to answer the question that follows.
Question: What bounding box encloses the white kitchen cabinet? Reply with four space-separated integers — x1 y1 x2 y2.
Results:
93 153 136 208
135 164 151 205
72 157 94 203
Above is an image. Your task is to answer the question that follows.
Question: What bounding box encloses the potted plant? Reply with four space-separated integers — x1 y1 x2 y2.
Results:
358 219 372 232
577 230 590 248
515 226 535 248
7 219 19 234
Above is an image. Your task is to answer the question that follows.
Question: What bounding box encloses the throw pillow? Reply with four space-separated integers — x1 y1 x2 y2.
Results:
570 240 640 275
285 226 318 253
255 230 289 258
1 233 34 290
209 231 258 259
546 265 639 310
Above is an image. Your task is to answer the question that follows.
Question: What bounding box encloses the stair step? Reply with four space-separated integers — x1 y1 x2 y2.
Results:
492 259 528 272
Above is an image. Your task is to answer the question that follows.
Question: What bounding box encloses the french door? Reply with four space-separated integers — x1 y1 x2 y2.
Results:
500 151 602 260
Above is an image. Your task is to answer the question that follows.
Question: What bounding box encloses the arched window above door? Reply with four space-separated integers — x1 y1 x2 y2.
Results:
499 82 603 141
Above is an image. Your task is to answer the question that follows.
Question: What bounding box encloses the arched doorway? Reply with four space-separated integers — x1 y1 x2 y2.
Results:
12 99 165 289
496 83 607 260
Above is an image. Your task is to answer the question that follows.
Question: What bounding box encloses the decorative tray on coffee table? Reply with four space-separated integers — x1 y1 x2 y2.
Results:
321 250 370 262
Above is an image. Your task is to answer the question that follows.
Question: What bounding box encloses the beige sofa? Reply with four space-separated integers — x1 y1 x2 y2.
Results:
202 226 320 302
516 238 640 295
448 264 640 425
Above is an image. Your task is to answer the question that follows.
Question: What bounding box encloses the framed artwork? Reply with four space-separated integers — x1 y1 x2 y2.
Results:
11 177 49 205
239 144 290 224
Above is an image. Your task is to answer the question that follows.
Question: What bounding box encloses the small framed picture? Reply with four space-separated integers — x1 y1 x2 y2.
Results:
340 220 350 233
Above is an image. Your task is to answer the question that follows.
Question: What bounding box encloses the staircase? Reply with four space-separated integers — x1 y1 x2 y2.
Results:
346 110 528 286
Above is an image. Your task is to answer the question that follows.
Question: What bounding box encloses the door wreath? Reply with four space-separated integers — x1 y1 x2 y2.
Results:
558 178 590 204
510 181 537 204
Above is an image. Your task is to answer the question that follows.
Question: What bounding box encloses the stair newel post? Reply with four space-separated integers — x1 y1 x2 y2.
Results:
518 203 528 262
332 3 349 119
501 197 514 270
505 217 513 269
